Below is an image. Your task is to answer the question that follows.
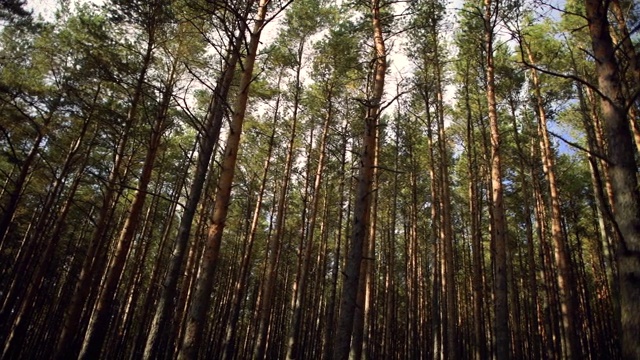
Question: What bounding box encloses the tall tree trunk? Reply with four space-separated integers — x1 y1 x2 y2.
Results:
78 66 176 359
0 99 97 357
177 0 269 357
254 22 304 360
463 59 488 360
54 33 155 359
483 0 509 358
143 13 249 358
0 105 56 248
287 95 333 359
223 85 280 360
585 0 640 357
525 46 581 359
508 99 542 360
434 53 458 360
610 0 640 154
321 121 348 360
351 102 378 360
332 0 386 357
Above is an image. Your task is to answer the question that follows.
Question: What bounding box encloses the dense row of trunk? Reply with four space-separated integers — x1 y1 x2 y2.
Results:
0 0 638 358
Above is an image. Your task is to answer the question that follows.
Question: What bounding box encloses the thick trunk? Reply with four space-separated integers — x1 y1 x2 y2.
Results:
610 0 640 154
351 111 378 360
585 1 640 358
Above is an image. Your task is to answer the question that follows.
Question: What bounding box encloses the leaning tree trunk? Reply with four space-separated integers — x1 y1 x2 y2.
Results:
177 0 269 357
0 102 97 358
0 103 57 249
223 82 280 360
78 64 177 359
143 13 249 358
54 33 155 359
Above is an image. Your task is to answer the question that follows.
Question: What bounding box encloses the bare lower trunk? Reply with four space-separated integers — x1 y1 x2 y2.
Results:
78 73 174 359
287 99 333 359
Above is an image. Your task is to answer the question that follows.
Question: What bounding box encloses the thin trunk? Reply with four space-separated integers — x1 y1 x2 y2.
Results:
464 60 488 360
321 122 348 360
0 102 97 357
434 54 457 360
525 46 581 359
510 106 541 360
483 0 509 358
287 96 333 360
254 20 304 360
78 70 175 359
0 109 54 248
223 89 279 360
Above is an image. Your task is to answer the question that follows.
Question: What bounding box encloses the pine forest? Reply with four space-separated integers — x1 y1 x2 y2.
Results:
0 0 639 358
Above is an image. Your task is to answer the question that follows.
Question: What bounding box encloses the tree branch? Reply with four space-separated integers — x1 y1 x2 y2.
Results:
546 129 611 164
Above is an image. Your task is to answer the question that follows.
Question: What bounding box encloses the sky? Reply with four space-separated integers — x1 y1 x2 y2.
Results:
28 0 60 19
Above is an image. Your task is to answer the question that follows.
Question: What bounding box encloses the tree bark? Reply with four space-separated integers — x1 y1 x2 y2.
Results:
78 64 176 359
143 12 249 358
585 0 640 358
223 84 280 360
54 31 155 359
332 0 386 357
253 19 304 360
287 94 333 359
483 0 509 358
525 46 581 359
176 0 269 357
463 59 488 360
